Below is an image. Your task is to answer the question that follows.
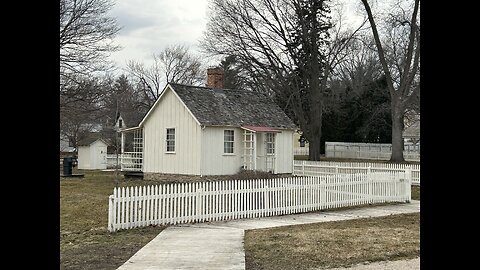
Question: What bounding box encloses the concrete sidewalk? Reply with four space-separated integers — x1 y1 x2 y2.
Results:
117 201 420 270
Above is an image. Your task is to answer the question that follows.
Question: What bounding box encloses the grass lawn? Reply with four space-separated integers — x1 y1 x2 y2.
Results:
245 184 420 270
245 212 420 270
412 185 420 200
60 169 168 270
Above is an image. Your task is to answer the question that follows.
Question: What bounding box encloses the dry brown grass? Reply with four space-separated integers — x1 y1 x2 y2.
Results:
60 169 166 270
245 213 420 270
411 185 420 200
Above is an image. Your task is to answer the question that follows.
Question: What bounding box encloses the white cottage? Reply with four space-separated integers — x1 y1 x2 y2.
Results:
119 69 297 178
77 138 108 170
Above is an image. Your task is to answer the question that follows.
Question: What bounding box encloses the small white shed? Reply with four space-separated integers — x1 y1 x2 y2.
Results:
77 138 108 170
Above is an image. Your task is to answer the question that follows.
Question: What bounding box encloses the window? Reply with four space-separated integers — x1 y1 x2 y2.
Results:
166 128 175 152
266 133 275 155
118 119 123 128
224 130 234 154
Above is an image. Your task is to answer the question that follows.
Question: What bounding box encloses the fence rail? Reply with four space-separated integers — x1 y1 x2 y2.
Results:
108 172 411 232
293 160 420 186
294 147 309 156
107 154 120 169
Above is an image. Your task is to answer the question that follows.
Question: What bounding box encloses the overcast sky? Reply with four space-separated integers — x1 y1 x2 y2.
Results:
108 0 209 74
108 0 366 76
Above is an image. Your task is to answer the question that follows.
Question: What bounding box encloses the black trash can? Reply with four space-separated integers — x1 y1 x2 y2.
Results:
63 157 73 176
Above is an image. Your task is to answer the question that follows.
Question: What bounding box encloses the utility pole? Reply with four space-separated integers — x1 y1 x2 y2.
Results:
114 93 120 187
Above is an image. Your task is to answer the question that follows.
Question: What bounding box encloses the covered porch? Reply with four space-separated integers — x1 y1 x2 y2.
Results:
119 126 143 172
241 126 279 173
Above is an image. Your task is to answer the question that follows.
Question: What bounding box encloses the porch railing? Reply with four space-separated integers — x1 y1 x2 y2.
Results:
121 152 143 172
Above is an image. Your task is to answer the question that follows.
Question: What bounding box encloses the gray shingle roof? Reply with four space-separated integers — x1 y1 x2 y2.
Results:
169 83 296 129
77 136 108 146
117 111 144 128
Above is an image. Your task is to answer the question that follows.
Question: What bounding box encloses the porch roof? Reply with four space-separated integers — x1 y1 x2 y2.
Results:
241 126 282 133
119 126 142 132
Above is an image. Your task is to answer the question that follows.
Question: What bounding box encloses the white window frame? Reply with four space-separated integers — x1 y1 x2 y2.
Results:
266 133 275 155
224 130 235 154
166 128 175 153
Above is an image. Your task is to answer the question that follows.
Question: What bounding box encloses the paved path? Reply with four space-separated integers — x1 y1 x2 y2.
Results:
323 257 420 270
117 200 420 270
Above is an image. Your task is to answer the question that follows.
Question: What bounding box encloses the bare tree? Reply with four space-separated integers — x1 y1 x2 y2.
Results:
126 44 204 109
60 0 121 78
202 0 365 160
360 0 420 162
126 59 163 109
60 73 107 112
334 35 382 94
158 44 204 85
60 76 107 155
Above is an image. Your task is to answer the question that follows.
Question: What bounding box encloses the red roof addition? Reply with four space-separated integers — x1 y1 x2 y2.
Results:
241 126 282 133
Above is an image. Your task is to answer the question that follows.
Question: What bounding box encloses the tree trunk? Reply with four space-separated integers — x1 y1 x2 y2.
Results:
308 102 323 161
308 132 322 161
390 106 405 162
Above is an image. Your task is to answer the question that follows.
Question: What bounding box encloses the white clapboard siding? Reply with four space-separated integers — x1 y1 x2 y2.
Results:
293 160 420 186
108 172 411 232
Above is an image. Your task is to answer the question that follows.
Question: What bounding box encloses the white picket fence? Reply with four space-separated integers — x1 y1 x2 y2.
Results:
294 147 309 156
293 160 420 186
108 172 411 232
107 154 119 169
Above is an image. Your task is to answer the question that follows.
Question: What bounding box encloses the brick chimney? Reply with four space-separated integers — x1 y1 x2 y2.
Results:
207 68 224 89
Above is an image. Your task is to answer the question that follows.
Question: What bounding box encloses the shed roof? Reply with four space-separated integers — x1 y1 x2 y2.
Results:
168 83 297 129
77 137 108 146
116 111 144 128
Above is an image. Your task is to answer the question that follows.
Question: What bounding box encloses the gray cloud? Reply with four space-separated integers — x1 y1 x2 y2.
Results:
111 9 157 35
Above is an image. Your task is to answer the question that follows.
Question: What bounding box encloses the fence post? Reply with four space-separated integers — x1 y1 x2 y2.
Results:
108 195 114 232
196 188 202 222
264 185 270 216
302 161 305 176
367 166 372 203
335 165 339 174
405 168 412 202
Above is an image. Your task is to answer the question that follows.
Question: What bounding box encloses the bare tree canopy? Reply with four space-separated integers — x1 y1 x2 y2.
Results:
60 75 111 152
360 0 420 162
202 0 365 160
334 35 382 94
126 44 204 109
60 0 121 78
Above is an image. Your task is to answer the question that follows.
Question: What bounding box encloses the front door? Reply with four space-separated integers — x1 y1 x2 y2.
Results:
94 146 107 169
265 133 275 173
